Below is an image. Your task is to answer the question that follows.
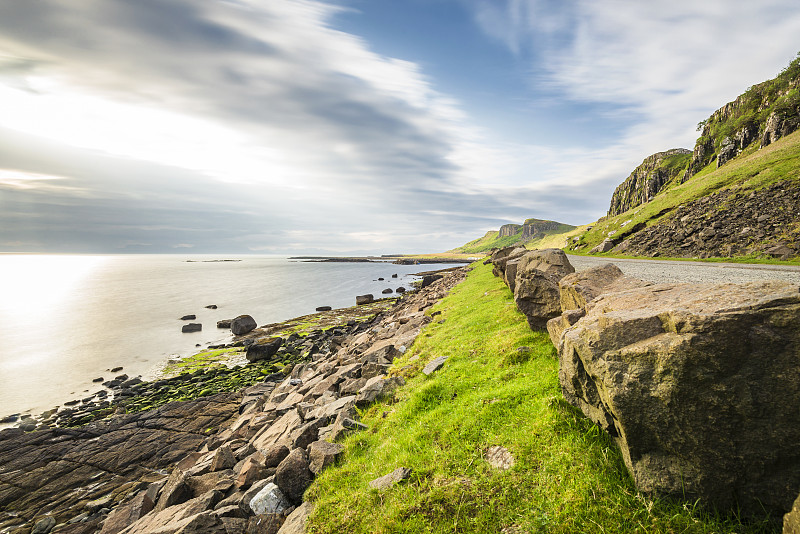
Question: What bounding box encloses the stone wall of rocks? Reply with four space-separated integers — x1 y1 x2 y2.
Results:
490 248 800 523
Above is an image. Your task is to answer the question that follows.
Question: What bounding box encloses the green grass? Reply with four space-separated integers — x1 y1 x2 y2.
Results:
305 263 775 533
575 129 800 254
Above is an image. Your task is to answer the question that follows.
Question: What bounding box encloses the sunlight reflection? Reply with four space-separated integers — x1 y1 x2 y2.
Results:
0 255 107 318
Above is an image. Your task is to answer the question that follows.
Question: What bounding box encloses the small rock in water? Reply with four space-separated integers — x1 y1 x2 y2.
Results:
392 273 398 278
205 304 218 309
356 294 374 305
180 314 196 321
110 366 123 373
217 319 232 328
182 323 202 333
315 306 332 312
382 288 393 294
396 287 406 293
0 414 19 423
378 277 384 281
195 344 201 347
231 315 257 335
92 377 104 383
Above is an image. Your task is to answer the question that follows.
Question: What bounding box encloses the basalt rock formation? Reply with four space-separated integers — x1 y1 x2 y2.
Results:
607 149 691 217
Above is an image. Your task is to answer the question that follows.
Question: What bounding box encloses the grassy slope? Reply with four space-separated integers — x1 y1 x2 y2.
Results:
576 129 800 253
305 263 771 533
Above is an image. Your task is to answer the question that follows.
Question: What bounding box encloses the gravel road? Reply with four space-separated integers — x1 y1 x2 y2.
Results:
568 255 800 285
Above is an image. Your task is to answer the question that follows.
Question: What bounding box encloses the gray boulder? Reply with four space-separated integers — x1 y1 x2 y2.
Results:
512 248 575 330
231 315 257 336
248 483 291 515
308 440 345 475
369 467 412 490
558 280 800 517
181 323 202 333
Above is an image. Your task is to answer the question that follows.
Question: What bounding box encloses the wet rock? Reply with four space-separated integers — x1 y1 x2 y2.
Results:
315 306 332 312
231 315 257 336
180 315 197 321
381 288 393 294
205 304 218 309
246 338 283 363
182 323 202 333
217 320 232 329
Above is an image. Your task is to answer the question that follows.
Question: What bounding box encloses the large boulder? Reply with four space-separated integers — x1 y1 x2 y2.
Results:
231 315 257 336
511 249 574 330
558 280 800 517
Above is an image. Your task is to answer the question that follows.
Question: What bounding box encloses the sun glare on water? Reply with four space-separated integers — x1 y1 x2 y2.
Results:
0 254 108 324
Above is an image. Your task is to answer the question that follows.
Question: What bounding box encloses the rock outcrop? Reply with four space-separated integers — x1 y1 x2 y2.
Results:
607 149 691 216
554 277 800 517
498 224 521 238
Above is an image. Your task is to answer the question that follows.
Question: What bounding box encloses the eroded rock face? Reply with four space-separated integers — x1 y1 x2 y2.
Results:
558 280 800 517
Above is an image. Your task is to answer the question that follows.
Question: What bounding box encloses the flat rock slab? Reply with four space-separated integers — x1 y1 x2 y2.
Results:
369 467 412 490
422 356 448 376
0 393 241 528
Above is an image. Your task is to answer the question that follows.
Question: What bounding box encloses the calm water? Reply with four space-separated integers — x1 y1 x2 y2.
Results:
0 254 463 418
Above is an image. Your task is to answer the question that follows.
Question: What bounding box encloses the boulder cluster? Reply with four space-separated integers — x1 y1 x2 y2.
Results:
611 179 800 259
489 246 800 523
0 269 466 534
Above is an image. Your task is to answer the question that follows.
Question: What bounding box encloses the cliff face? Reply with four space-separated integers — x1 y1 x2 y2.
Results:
521 219 571 240
607 149 691 216
498 224 522 238
683 56 800 180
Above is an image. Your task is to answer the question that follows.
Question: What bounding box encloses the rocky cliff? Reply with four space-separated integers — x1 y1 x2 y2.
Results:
607 149 691 216
684 54 800 180
452 218 575 254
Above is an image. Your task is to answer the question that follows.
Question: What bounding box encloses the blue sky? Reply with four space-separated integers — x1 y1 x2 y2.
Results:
1 0 799 254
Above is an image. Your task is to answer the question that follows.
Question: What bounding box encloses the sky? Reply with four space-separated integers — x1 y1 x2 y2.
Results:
1 1 799 255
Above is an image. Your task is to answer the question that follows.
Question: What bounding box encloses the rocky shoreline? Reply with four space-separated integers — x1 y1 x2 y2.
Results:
0 267 468 533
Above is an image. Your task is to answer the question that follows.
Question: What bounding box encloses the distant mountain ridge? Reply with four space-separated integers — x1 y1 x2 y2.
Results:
452 218 575 254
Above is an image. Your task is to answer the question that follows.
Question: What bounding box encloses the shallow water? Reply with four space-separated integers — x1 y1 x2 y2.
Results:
0 254 463 418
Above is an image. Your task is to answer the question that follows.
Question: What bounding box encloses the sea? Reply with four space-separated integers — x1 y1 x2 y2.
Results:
0 254 466 421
